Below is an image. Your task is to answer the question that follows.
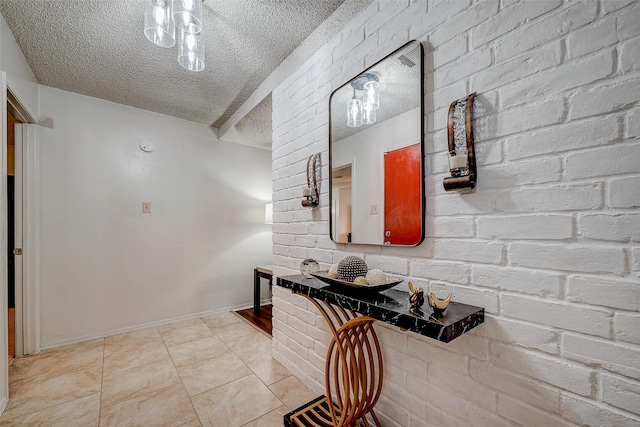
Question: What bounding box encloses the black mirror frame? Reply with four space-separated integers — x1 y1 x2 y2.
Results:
328 40 425 246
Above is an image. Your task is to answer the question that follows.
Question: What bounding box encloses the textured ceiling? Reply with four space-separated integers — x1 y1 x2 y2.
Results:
225 93 273 151
0 0 369 149
331 41 422 142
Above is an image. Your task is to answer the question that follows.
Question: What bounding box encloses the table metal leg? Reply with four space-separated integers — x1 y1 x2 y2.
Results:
253 268 260 314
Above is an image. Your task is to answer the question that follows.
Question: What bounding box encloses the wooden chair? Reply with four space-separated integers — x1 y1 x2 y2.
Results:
285 316 383 427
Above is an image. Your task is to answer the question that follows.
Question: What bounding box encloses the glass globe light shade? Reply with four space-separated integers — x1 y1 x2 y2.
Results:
363 80 379 111
178 30 205 71
347 97 363 128
172 0 203 34
144 0 175 48
363 106 376 125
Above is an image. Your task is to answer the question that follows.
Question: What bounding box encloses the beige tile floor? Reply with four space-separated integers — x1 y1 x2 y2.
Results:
1 312 318 427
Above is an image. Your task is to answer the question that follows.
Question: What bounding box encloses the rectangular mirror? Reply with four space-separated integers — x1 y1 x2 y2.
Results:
329 40 424 246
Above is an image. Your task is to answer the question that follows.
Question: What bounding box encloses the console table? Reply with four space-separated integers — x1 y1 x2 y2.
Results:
276 274 484 342
253 265 273 314
278 274 484 426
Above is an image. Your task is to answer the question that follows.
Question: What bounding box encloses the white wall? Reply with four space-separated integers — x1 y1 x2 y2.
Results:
38 86 272 347
0 13 38 120
271 1 640 426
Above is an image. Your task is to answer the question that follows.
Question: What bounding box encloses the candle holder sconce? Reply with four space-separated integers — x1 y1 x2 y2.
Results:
302 153 321 208
443 92 477 191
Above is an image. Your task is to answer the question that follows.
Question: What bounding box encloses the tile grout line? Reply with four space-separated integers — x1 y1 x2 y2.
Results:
98 337 106 427
222 320 292 426
167 321 205 427
200 315 289 426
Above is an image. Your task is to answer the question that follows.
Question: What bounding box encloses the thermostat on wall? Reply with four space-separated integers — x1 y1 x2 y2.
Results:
140 141 154 152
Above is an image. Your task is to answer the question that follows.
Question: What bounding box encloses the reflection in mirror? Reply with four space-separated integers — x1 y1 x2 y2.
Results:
332 165 352 243
329 40 424 246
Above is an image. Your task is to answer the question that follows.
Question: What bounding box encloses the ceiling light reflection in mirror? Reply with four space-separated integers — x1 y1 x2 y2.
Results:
347 73 380 128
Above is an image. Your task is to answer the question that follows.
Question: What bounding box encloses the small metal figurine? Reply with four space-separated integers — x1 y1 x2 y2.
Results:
427 292 452 316
408 282 424 310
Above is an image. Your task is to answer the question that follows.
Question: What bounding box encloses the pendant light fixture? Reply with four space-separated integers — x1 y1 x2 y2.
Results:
143 0 205 71
346 73 380 127
144 0 175 48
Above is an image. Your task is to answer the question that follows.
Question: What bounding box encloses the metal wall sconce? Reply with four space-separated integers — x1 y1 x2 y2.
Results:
443 92 477 191
302 153 321 208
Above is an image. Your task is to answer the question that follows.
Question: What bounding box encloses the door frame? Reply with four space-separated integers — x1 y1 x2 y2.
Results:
0 78 39 415
1 71 8 415
13 123 39 357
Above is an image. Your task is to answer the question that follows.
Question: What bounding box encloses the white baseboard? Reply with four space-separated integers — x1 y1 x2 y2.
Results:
39 303 253 351
0 395 7 417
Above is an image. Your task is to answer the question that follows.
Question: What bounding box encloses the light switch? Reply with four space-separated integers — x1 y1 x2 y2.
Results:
142 202 151 213
370 205 378 215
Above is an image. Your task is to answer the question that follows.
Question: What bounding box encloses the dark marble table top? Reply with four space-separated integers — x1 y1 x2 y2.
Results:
276 274 484 343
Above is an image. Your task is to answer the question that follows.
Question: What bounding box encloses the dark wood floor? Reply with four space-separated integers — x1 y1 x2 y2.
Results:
234 304 272 336
8 307 15 359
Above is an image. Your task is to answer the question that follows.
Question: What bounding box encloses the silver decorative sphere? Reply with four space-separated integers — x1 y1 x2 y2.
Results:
366 269 388 285
337 256 368 282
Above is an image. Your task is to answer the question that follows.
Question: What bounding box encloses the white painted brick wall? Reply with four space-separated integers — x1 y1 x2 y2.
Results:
610 176 640 208
501 293 611 338
477 316 560 354
500 48 614 108
472 265 562 298
425 216 475 238
561 394 640 427
470 358 562 412
477 214 573 240
270 1 640 426
621 37 640 72
495 182 604 212
568 13 618 59
509 242 626 274
563 333 640 379
566 142 640 180
618 2 640 40
578 213 640 242
570 78 640 120
472 41 561 92
602 374 640 416
472 0 562 47
567 275 640 311
493 0 597 62
506 115 620 161
615 312 640 345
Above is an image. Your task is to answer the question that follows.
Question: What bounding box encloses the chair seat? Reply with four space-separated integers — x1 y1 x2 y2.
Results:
284 395 369 427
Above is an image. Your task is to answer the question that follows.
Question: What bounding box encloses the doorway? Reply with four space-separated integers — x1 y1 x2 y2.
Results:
332 164 352 243
383 144 422 245
6 107 19 362
4 89 40 362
